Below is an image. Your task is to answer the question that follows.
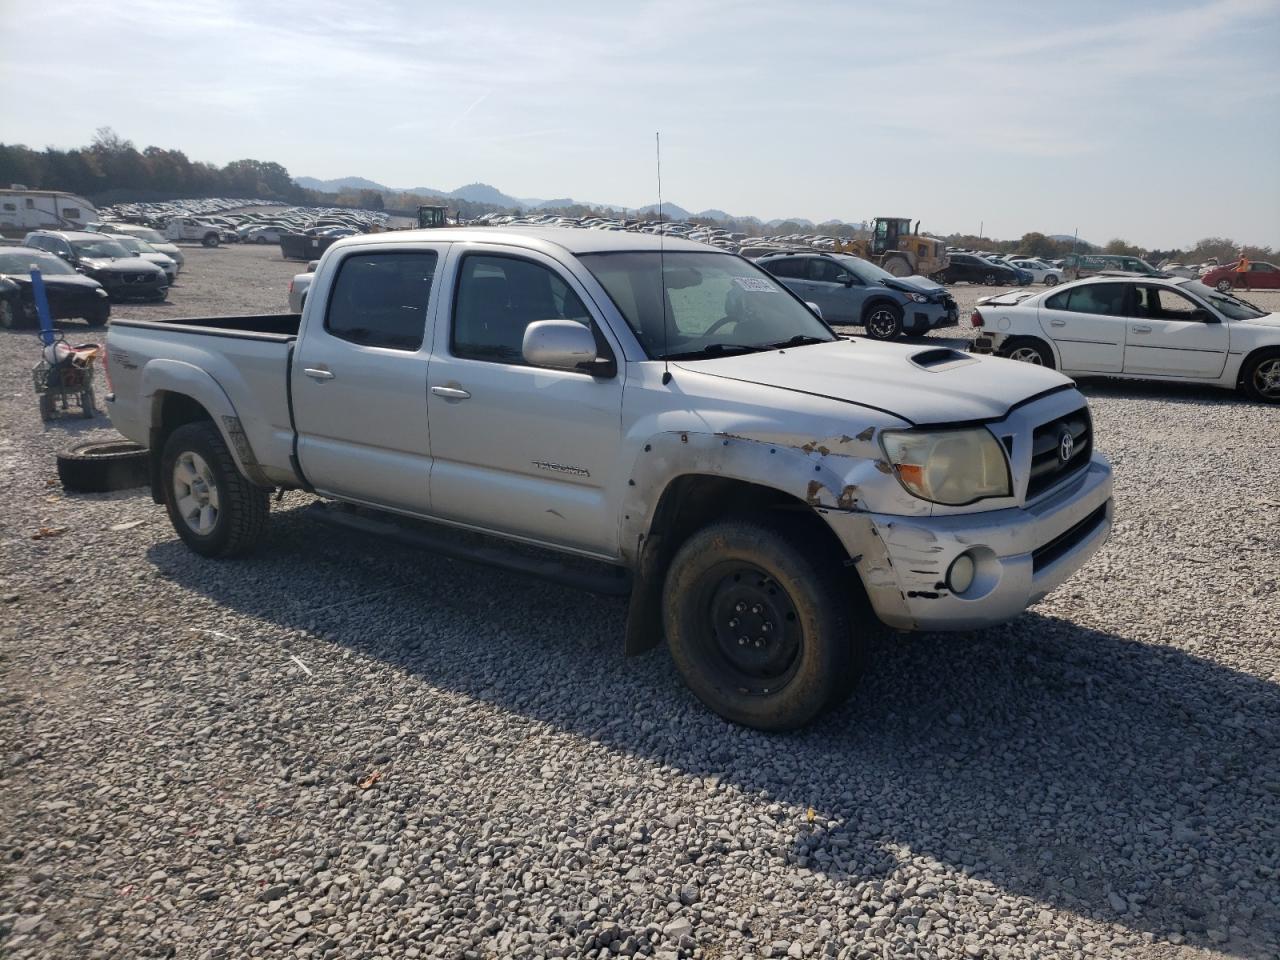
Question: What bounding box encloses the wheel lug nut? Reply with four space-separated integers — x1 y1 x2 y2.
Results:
754 638 765 648
738 636 748 646
734 602 746 613
751 604 763 615
728 617 739 628
761 621 773 632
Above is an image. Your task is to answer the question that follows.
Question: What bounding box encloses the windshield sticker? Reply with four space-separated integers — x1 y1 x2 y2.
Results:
732 277 779 293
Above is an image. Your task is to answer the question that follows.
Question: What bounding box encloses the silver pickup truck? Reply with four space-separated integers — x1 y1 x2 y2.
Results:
105 228 1113 729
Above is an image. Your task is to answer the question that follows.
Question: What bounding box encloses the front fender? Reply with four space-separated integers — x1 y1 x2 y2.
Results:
141 359 270 486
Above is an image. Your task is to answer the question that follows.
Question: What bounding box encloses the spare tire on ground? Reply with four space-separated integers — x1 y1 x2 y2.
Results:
57 440 150 493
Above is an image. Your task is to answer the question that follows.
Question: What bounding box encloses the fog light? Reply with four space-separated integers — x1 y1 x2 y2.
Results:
947 552 976 594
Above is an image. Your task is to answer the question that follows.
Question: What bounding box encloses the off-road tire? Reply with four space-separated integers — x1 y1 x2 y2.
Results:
1000 336 1056 369
663 516 859 731
57 440 148 492
161 421 268 558
1240 349 1280 404
883 256 911 278
863 302 904 341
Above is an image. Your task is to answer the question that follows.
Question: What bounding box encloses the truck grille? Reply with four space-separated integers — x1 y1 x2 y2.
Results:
1026 407 1091 499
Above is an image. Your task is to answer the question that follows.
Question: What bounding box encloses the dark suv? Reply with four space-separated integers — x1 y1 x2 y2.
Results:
23 231 168 302
758 253 957 339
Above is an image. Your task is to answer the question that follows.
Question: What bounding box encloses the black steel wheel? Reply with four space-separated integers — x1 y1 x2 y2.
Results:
664 517 860 730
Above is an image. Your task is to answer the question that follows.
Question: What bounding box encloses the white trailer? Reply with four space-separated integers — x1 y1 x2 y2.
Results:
0 187 98 237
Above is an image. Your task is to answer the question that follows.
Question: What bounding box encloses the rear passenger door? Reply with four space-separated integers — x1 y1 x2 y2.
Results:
1036 283 1129 373
292 246 446 514
425 245 626 556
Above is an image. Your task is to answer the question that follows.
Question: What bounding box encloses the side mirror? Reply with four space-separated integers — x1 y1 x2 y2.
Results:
522 319 599 373
841 274 854 287
306 260 320 273
805 301 823 319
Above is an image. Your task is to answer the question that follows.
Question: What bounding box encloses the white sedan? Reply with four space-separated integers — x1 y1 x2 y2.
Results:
969 276 1280 403
1010 258 1064 285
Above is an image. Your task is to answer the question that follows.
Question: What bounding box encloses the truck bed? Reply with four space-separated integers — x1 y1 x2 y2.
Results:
108 313 301 340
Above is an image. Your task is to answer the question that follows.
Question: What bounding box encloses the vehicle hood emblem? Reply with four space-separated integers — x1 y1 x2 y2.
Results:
1059 430 1075 463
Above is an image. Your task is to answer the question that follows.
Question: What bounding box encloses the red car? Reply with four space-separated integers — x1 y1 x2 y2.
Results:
1201 260 1280 292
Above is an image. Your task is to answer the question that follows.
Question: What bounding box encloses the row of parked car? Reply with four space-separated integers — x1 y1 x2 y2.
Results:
95 201 393 247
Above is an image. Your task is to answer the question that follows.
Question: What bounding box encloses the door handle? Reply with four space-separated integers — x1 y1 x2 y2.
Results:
304 367 335 380
431 385 471 400
1132 325 1152 334
1050 319 1066 327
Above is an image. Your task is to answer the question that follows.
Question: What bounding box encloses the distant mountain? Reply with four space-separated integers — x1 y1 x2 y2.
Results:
1049 233 1094 247
635 202 693 220
294 176 390 193
695 209 733 221
767 217 815 228
446 182 522 207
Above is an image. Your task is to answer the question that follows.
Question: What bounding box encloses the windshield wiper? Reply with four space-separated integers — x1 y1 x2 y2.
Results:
761 335 831 350
662 342 766 361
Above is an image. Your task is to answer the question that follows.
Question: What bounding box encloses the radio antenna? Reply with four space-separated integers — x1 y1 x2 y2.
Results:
656 131 671 385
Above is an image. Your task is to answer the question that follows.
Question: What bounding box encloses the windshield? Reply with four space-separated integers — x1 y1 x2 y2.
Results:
579 251 834 360
72 239 130 259
1184 281 1268 321
838 255 894 285
0 251 76 276
131 228 166 243
112 236 146 254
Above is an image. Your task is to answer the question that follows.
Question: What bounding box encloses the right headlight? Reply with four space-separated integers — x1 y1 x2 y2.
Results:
880 427 1011 505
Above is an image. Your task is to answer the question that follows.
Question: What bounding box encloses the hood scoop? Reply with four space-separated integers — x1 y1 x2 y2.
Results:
910 347 976 370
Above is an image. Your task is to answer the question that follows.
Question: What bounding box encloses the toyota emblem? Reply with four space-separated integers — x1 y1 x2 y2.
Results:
1058 430 1075 463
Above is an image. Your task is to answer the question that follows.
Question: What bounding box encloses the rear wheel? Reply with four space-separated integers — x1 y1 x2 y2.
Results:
1216 278 1233 292
663 517 859 730
1001 337 1055 368
883 256 911 277
1241 350 1280 403
983 271 997 285
863 302 904 340
86 305 109 327
161 422 268 557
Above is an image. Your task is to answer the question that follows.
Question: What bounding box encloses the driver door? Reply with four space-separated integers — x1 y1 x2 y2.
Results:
425 245 626 556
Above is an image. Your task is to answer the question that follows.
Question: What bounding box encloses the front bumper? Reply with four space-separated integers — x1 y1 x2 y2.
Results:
95 272 167 300
832 455 1113 631
907 300 958 332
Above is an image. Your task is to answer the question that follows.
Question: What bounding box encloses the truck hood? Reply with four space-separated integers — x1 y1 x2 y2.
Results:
674 339 1075 426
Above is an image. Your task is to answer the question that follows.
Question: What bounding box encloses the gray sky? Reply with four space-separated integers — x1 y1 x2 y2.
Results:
3 0 1278 247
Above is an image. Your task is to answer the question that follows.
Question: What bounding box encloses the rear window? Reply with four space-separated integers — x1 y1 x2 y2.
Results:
325 251 437 351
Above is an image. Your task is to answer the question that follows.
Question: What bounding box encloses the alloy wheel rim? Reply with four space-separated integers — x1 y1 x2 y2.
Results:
1255 359 1280 398
868 310 897 338
1009 346 1044 365
173 451 220 535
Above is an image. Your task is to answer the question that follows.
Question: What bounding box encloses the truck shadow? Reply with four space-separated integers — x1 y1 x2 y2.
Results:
146 505 1279 956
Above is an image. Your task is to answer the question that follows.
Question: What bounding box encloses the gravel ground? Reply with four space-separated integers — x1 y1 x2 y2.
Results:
2 244 1278 960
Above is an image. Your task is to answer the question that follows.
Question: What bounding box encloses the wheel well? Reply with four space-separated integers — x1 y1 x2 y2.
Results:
861 296 901 319
1238 345 1280 385
148 392 214 502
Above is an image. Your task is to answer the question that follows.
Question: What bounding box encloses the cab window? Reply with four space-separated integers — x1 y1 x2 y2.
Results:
452 254 591 364
325 251 437 351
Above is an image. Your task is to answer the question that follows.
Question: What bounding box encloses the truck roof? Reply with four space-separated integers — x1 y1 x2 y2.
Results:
331 226 720 257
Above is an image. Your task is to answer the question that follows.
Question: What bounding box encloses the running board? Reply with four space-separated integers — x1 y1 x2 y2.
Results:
303 503 632 597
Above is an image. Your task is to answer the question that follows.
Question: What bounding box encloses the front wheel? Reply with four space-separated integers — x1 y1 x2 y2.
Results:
85 306 109 327
1241 351 1280 403
161 422 269 557
1044 274 1059 286
0 298 17 330
982 272 997 285
202 233 220 248
1000 337 1056 368
863 302 904 340
1216 279 1233 292
883 257 911 277
663 517 859 731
